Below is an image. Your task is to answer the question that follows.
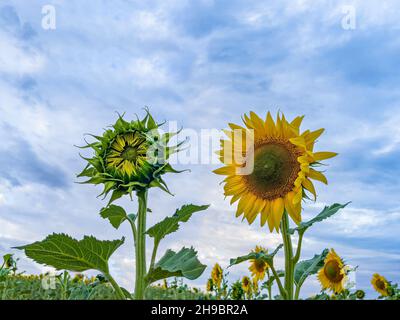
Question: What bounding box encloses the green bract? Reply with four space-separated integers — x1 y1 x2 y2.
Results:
78 110 183 203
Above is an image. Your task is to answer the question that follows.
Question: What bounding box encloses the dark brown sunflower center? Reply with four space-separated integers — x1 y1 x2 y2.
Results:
254 259 266 272
243 140 301 200
324 261 343 283
376 279 386 290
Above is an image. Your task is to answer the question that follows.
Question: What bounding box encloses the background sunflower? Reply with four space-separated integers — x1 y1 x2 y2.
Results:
318 249 347 293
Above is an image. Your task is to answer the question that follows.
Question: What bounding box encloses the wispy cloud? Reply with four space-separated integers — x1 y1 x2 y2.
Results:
0 0 399 298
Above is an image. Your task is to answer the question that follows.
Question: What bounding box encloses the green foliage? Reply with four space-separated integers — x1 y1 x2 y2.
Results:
289 203 350 235
100 205 129 229
146 248 206 284
294 249 328 287
147 204 210 243
229 244 283 267
15 234 124 274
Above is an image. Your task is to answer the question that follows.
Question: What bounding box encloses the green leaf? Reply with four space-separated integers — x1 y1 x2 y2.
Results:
15 234 124 274
100 205 128 229
145 247 206 284
262 270 285 288
294 249 328 286
229 244 283 267
146 204 210 243
289 203 350 235
108 189 125 205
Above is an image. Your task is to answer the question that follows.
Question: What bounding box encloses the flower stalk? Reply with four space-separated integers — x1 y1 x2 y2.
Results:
281 211 294 300
134 189 148 300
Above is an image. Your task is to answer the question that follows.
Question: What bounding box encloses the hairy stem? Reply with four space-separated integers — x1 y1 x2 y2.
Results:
149 239 160 272
269 262 286 298
134 189 148 300
293 230 304 264
105 272 125 300
281 211 294 300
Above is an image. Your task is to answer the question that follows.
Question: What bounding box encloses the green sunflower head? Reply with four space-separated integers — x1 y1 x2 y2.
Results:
77 109 184 203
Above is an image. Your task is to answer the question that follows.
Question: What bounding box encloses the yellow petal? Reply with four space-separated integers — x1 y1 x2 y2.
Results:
284 192 301 225
293 188 303 204
308 169 328 184
313 152 338 161
302 178 317 200
213 166 235 176
271 197 284 232
250 111 266 132
289 136 306 149
260 201 270 227
304 128 324 143
265 112 276 136
290 115 304 130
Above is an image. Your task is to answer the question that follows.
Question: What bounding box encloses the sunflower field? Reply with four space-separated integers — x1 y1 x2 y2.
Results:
1 110 399 301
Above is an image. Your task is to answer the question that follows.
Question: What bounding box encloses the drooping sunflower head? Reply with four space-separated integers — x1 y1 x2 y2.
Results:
214 111 337 232
211 263 223 288
371 273 389 296
78 110 183 203
249 246 269 282
242 276 252 294
318 249 347 294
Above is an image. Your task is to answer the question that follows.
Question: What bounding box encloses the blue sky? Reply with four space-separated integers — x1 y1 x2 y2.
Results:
1 0 400 298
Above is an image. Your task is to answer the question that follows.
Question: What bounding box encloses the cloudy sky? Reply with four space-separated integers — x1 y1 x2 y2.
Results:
1 0 400 298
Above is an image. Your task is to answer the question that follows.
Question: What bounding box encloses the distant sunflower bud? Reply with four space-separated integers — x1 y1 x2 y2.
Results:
355 290 365 299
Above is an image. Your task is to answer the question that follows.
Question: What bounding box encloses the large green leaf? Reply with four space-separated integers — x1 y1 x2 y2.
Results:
146 204 209 243
100 205 128 229
145 247 206 284
294 249 328 286
229 244 283 267
15 233 124 274
289 203 350 235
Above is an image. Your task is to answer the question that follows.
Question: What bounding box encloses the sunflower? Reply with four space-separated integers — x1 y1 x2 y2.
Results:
318 249 347 293
242 276 252 294
211 263 223 289
214 111 337 232
77 110 182 203
249 246 269 282
371 273 389 296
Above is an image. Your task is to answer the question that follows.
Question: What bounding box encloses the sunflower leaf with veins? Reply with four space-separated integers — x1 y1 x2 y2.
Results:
229 244 283 267
294 249 329 287
146 204 210 243
145 247 206 284
288 202 350 235
15 233 124 275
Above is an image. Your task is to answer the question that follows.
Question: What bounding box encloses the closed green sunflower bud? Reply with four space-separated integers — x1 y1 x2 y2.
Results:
77 110 184 204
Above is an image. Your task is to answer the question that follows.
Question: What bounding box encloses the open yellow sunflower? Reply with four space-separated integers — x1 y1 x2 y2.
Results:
249 246 269 282
371 273 389 296
318 249 347 293
214 111 337 232
211 263 223 289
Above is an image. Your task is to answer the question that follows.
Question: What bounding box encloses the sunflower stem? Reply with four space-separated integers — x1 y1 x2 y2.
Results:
281 211 294 300
294 283 301 300
149 239 160 272
269 262 286 298
105 272 126 300
293 230 304 264
134 189 148 300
